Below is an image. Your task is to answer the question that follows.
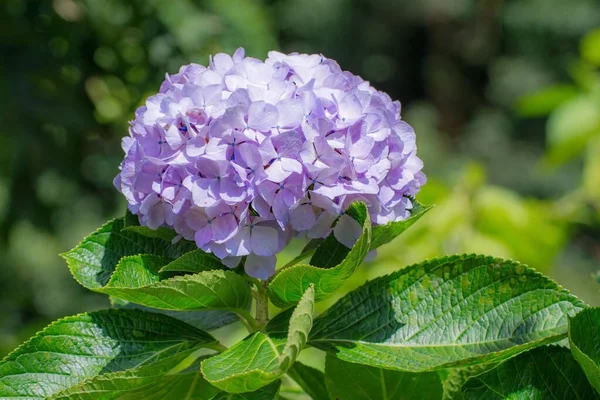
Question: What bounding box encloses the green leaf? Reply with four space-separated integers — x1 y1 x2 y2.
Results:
310 202 370 269
309 254 585 372
325 354 443 400
122 225 179 242
124 209 140 228
515 84 579 117
584 136 600 201
61 217 196 290
0 309 215 399
268 202 371 308
461 346 599 399
280 284 315 370
581 28 600 66
202 332 286 393
122 210 180 242
112 298 239 331
159 249 227 273
286 362 328 400
63 220 250 315
211 381 282 399
440 364 497 400
370 200 432 251
50 351 221 400
569 307 600 394
202 286 315 393
546 95 600 164
98 254 252 314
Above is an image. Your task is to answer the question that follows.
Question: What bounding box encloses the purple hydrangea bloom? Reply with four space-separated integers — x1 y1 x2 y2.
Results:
115 48 426 279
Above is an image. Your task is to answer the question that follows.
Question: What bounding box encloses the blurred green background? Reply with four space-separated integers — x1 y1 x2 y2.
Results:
1 0 599 361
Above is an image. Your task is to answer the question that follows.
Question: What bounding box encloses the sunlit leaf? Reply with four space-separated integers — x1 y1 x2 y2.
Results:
202 286 315 393
111 297 239 332
0 309 215 399
158 249 227 273
369 200 433 251
61 220 251 315
268 203 371 308
309 254 585 372
100 255 251 314
61 217 195 289
50 351 221 400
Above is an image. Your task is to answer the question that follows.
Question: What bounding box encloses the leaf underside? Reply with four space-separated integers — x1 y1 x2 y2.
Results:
325 354 443 400
461 346 599 399
569 307 600 394
268 202 372 308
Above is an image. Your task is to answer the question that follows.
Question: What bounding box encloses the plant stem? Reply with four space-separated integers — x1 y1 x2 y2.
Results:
237 309 262 332
255 280 269 327
245 275 266 296
206 342 228 353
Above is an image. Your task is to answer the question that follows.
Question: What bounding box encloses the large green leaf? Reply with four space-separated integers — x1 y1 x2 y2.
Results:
202 286 315 393
122 209 180 242
369 200 432 251
158 249 227 273
111 297 239 332
96 255 251 314
63 219 250 314
309 254 585 372
0 309 215 399
122 225 179 242
569 307 600 394
286 362 328 400
268 203 371 308
51 354 281 400
61 217 196 289
461 346 599 399
50 351 221 400
325 355 443 400
202 332 286 393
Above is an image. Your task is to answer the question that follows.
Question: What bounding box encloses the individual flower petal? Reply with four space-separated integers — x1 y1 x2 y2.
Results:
250 225 279 256
333 213 363 248
244 254 276 280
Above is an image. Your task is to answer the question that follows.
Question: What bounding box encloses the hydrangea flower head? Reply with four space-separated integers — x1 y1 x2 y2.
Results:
114 48 426 279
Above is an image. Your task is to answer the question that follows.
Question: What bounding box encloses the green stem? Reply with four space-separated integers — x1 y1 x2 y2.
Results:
237 309 262 332
206 342 228 353
245 275 266 296
255 282 269 328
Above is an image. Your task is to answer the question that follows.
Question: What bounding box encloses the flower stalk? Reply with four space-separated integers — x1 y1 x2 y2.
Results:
255 280 269 328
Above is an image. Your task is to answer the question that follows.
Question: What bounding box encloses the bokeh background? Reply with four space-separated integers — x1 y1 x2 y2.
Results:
1 0 600 359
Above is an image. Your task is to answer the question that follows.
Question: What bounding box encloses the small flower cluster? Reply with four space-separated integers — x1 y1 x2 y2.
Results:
114 48 426 279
